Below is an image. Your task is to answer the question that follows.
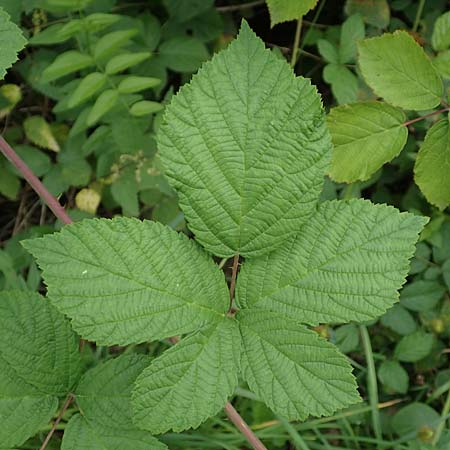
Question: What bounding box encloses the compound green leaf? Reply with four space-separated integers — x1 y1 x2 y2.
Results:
433 50 450 80
317 39 339 64
0 7 26 80
0 291 81 447
236 199 426 324
328 101 407 182
392 403 440 438
380 304 417 336
358 31 443 110
105 52 151 75
432 11 450 52
67 72 107 108
23 218 228 345
132 317 240 434
400 280 445 312
158 21 331 257
62 415 167 450
159 36 209 72
238 310 360 420
41 50 95 83
345 0 389 29
266 0 318 26
414 119 450 210
117 76 161 94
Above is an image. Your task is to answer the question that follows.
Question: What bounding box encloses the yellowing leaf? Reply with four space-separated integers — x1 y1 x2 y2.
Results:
23 116 60 152
75 187 101 214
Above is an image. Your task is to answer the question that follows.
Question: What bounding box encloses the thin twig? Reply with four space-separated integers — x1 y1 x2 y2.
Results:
291 19 302 68
224 402 268 450
39 394 74 450
403 107 449 127
0 136 72 225
228 254 239 311
217 0 265 12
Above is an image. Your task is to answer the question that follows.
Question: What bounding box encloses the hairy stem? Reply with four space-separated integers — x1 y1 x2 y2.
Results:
228 253 240 311
291 19 303 67
39 394 74 450
0 136 72 225
224 402 268 450
403 107 449 127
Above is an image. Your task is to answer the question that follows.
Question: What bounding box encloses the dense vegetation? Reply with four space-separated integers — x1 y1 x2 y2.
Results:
0 1 449 449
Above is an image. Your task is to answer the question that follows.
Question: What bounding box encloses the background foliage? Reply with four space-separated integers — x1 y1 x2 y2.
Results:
0 0 449 449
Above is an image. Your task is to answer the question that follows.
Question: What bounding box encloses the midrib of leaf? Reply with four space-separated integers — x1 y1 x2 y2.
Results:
250 215 415 308
46 230 223 320
243 325 354 413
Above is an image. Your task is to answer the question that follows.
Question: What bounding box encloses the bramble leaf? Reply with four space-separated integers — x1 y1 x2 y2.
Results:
414 119 450 210
132 317 240 434
23 218 228 345
0 291 81 447
0 7 26 80
238 310 360 420
158 21 331 257
358 31 443 110
236 199 427 324
62 355 166 449
328 101 408 182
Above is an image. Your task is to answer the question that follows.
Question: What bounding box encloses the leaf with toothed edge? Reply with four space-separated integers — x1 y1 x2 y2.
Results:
132 317 241 434
238 310 360 420
236 199 427 325
158 20 331 258
22 218 229 346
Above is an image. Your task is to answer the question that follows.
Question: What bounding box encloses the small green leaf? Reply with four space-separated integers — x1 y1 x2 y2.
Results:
328 101 407 182
12 145 52 177
414 119 450 210
378 360 408 394
0 7 27 80
433 50 450 80
358 31 443 110
130 100 163 116
432 11 450 52
117 76 161 94
41 50 95 82
159 36 209 72
400 280 445 312
105 52 151 75
93 29 139 61
159 21 331 257
23 218 229 345
394 331 434 362
110 166 139 216
323 64 358 104
68 72 107 108
380 304 417 336
345 0 390 29
0 290 81 447
317 39 339 64
86 89 119 126
132 318 240 434
339 14 365 63
29 22 82 45
392 403 440 437
83 12 121 32
23 116 60 152
238 310 360 421
266 0 318 26
334 324 360 353
163 0 214 22
236 199 426 324
0 163 20 200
